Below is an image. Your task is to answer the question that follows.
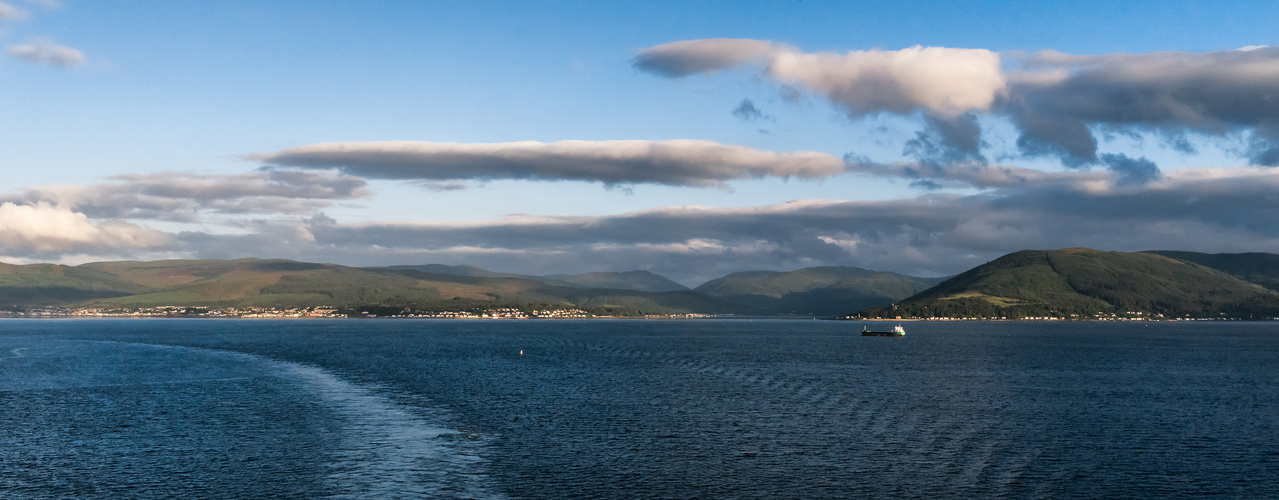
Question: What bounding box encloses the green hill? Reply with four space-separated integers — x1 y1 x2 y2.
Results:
1145 251 1279 293
695 266 942 316
857 248 1279 319
0 258 735 315
0 262 152 306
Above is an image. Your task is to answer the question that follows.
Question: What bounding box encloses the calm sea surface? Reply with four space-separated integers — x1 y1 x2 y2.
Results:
0 319 1276 498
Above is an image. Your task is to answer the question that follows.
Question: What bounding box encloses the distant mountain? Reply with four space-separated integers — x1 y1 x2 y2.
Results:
384 265 687 292
545 271 688 292
695 266 943 316
378 264 564 282
1145 251 1279 293
857 248 1279 319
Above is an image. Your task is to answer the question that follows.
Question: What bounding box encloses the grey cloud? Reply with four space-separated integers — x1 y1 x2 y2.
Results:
248 140 849 188
842 155 1107 190
732 98 774 122
8 39 83 66
1005 47 1279 165
903 113 986 164
2 169 371 222
1099 154 1161 185
633 38 783 77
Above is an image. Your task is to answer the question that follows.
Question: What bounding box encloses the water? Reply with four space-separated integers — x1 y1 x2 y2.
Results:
0 319 1276 498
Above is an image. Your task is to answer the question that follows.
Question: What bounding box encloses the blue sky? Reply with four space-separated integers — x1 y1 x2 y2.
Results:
3 1 1279 284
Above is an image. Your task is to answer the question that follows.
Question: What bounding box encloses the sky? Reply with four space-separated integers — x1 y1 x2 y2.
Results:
3 0 1279 285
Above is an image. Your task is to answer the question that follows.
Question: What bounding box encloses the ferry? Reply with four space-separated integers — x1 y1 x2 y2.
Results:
862 325 905 337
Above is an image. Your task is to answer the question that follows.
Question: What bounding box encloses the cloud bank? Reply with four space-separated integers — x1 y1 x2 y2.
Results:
3 164 1277 284
249 140 848 188
8 164 1240 285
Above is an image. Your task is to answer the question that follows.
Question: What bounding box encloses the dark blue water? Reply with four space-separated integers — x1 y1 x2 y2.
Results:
1 319 1277 498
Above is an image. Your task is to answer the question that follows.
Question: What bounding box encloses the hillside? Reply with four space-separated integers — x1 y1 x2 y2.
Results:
0 259 735 315
381 265 687 292
546 271 688 292
695 266 942 316
1145 251 1279 293
856 248 1279 319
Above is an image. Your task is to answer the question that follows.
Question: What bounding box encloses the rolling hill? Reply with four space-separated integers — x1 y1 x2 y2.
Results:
0 258 736 315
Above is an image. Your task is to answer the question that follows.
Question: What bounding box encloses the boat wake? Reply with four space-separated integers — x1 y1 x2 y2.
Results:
3 340 502 499
276 361 500 499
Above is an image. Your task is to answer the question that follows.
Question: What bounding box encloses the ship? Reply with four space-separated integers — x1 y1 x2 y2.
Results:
862 325 905 337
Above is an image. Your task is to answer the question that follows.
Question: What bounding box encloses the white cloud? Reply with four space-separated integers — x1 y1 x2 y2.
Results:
0 1 27 20
8 38 84 66
0 202 168 254
636 39 1005 117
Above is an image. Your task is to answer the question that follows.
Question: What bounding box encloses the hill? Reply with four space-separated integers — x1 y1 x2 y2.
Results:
545 271 688 292
695 266 942 316
856 248 1279 319
0 259 735 315
381 265 686 292
1144 251 1279 293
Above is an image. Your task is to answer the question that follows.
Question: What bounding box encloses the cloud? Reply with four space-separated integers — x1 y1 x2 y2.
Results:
117 164 1277 286
8 39 83 66
732 98 773 122
842 156 1101 190
635 39 1005 165
639 39 1279 170
0 202 168 256
248 140 849 188
1003 47 1279 166
21 0 59 8
903 113 987 163
633 38 784 77
1 169 371 222
8 162 1273 285
0 1 26 20
1098 154 1161 185
637 39 1005 118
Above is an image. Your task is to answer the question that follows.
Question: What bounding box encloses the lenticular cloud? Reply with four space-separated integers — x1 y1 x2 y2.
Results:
248 140 849 188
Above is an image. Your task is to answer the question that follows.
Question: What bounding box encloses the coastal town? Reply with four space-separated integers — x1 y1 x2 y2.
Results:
3 306 600 319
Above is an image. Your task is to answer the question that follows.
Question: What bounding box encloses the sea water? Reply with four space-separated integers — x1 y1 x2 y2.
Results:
0 319 1276 498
